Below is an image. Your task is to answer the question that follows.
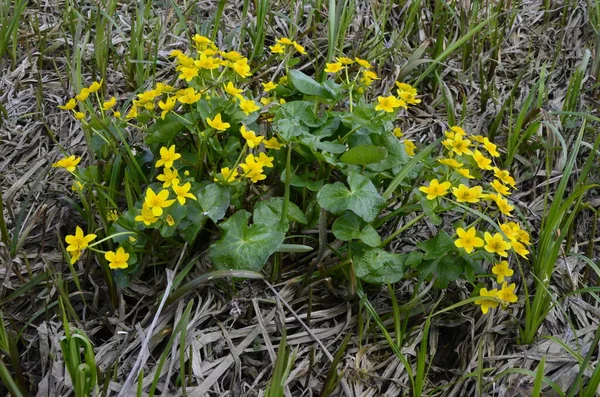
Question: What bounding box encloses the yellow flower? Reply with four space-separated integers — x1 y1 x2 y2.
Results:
492 260 513 283
144 187 175 216
143 102 155 111
452 184 482 203
260 97 272 105
495 195 514 216
438 158 463 168
256 152 274 168
214 167 239 183
239 98 260 115
155 145 181 168
113 111 121 118
240 125 264 148
88 80 103 93
276 37 294 45
158 96 177 119
355 57 372 68
511 241 530 259
126 104 138 119
396 82 418 96
482 138 500 157
404 140 416 156
375 95 405 112
497 282 518 304
195 54 220 70
337 56 354 65
240 154 267 183
500 223 519 243
69 250 81 265
176 54 195 68
490 179 510 196
192 34 212 47
232 59 251 77
156 167 179 188
165 214 175 227
71 181 84 191
454 227 484 253
137 89 161 103
75 88 91 102
362 70 379 84
58 98 77 110
324 62 345 73
52 155 81 172
224 82 244 99
178 66 199 82
74 112 85 120
418 179 452 200
476 288 499 314
135 203 159 226
177 87 201 104
261 81 278 92
279 76 288 85
456 168 474 179
292 41 306 54
450 135 473 156
221 50 244 61
105 247 129 270
107 209 119 222
156 82 175 93
65 226 97 252
493 168 516 188
516 226 531 246
171 182 197 205
207 113 231 131
102 96 117 111
472 150 493 170
484 232 512 257
269 44 285 54
264 137 284 150
393 127 403 138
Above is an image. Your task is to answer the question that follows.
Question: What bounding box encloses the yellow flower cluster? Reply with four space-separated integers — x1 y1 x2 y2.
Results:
58 80 107 120
417 125 531 314
269 37 306 55
136 145 197 227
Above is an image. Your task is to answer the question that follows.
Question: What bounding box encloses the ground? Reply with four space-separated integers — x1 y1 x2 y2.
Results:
1 0 600 396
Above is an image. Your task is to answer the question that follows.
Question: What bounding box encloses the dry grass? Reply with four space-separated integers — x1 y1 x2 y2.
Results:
1 0 600 395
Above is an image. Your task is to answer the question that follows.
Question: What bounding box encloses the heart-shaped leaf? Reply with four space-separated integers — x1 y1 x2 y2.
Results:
210 211 285 271
316 172 385 222
332 211 381 247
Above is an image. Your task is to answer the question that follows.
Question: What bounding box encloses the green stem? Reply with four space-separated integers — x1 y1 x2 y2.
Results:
380 213 426 247
280 143 292 230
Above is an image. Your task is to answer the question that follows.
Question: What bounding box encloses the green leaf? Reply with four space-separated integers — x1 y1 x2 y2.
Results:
420 196 442 226
158 203 186 238
253 197 308 232
415 231 469 288
418 255 466 288
417 230 455 260
353 245 407 284
274 117 308 140
316 172 384 222
366 133 411 172
332 211 381 247
179 183 230 243
340 145 388 165
288 70 334 99
210 211 285 271
145 113 192 144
